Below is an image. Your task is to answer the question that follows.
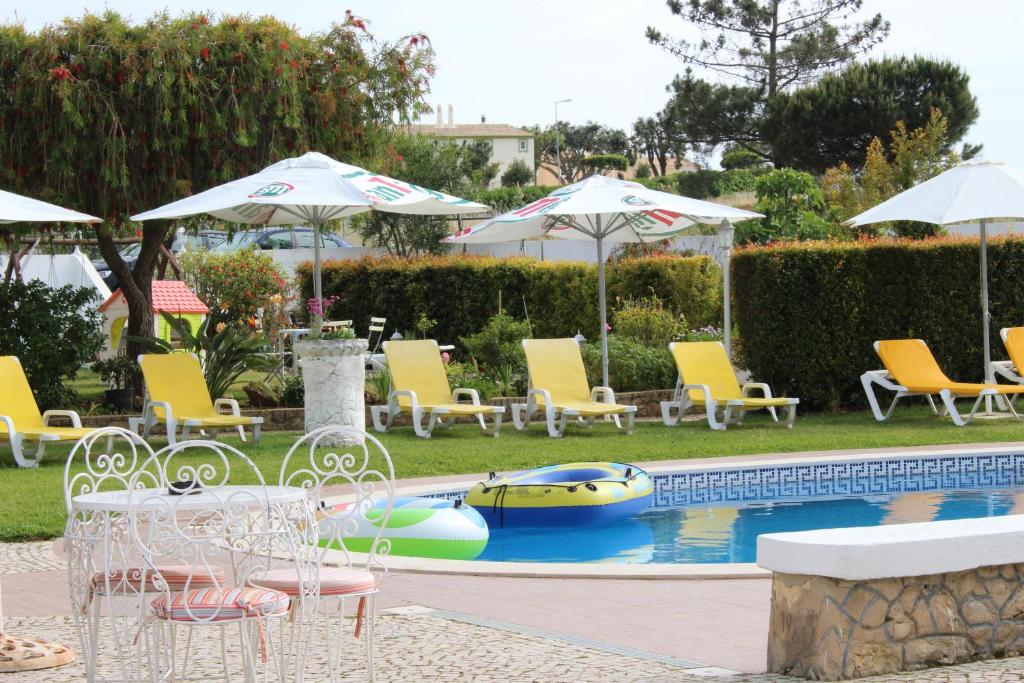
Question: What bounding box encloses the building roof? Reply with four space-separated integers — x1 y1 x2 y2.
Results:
99 280 210 314
416 123 533 139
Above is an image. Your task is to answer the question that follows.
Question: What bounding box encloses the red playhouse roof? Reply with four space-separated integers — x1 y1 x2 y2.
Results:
100 280 210 314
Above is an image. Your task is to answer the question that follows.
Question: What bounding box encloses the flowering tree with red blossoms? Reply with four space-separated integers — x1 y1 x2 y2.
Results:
0 10 434 362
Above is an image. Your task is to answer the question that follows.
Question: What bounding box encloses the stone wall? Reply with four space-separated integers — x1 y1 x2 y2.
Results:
76 389 676 434
768 564 1024 680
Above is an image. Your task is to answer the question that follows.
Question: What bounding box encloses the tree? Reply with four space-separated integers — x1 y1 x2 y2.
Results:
356 134 490 255
632 108 684 176
720 146 768 170
647 0 888 97
653 0 889 160
765 57 979 173
533 122 631 182
0 11 433 366
580 154 630 177
500 159 533 187
821 108 962 238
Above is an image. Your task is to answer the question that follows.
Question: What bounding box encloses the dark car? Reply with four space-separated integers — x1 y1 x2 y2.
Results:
92 230 226 290
213 227 352 252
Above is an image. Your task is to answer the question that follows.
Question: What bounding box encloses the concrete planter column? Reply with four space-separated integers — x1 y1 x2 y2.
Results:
295 338 367 442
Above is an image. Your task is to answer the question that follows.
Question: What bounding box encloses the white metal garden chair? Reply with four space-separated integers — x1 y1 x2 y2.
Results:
127 440 318 682
277 425 395 683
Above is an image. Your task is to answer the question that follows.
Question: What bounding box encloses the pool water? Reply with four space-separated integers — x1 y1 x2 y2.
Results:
474 486 1024 564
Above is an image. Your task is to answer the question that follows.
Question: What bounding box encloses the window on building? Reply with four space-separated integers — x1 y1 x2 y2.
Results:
518 139 529 153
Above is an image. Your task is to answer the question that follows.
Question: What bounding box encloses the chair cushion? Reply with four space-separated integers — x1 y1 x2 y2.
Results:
93 564 225 591
251 566 376 597
151 586 289 622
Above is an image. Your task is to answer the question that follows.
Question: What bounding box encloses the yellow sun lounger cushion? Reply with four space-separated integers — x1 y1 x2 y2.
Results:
385 340 502 415
139 354 257 427
521 338 633 416
0 356 99 467
876 339 1024 396
671 342 795 409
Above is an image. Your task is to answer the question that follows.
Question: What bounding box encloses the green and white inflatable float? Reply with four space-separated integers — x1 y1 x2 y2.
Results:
318 496 489 560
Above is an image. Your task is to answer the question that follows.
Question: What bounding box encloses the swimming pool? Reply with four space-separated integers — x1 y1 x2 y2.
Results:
443 450 1024 564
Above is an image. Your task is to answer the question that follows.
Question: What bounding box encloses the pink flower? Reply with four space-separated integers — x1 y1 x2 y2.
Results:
441 352 451 364
605 323 612 331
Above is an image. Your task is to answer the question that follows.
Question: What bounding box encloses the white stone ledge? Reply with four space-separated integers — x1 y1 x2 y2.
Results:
757 514 1024 580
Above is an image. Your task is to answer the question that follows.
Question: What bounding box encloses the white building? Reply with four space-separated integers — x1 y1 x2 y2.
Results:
416 105 534 189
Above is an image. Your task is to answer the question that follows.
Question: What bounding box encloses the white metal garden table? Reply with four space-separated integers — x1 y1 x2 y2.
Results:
66 484 308 682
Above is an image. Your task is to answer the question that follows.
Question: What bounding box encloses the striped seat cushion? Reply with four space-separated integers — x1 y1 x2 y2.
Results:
251 566 376 597
93 565 225 591
151 586 290 622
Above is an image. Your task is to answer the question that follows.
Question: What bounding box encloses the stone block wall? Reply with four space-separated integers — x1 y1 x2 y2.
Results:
768 564 1024 680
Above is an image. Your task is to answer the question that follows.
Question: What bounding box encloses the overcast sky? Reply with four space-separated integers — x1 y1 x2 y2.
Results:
4 0 1023 167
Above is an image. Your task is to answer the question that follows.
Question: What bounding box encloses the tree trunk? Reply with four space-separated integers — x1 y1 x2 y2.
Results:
95 221 172 398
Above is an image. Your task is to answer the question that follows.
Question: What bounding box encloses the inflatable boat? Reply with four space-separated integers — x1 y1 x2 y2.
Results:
318 496 489 560
464 462 652 527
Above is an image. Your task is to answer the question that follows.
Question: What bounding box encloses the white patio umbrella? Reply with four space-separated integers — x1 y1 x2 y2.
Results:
444 174 762 386
131 151 488 320
847 159 1024 393
0 188 100 224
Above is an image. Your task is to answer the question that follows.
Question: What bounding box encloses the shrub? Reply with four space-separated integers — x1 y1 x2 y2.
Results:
446 360 501 400
460 313 532 396
91 355 138 390
0 280 104 409
732 237 1024 412
298 254 721 346
739 168 832 245
580 335 676 392
500 159 533 187
473 186 554 213
179 249 291 334
613 295 685 347
676 169 758 198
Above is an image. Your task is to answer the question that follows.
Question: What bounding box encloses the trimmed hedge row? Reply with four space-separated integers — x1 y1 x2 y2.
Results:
732 237 1024 411
298 254 721 345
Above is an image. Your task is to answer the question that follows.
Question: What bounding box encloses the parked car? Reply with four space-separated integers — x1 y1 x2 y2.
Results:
92 229 226 290
213 227 352 251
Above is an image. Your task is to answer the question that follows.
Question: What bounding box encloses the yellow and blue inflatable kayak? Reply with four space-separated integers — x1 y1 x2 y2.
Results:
465 462 652 527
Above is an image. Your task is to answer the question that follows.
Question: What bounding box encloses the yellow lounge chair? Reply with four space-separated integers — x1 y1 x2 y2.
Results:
992 328 1024 391
861 338 1024 426
133 354 262 445
370 340 504 438
660 341 798 430
0 355 100 467
513 338 636 437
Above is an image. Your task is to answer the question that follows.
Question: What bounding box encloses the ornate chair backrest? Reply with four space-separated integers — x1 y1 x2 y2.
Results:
279 426 395 579
127 440 314 623
64 428 161 612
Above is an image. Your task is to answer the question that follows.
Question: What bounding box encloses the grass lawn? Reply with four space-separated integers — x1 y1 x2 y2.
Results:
6 405 1024 543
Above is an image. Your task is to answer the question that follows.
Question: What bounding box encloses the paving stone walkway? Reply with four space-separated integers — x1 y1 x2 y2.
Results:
6 541 1024 681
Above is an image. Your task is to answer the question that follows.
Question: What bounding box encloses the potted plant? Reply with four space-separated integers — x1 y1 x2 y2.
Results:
92 355 138 412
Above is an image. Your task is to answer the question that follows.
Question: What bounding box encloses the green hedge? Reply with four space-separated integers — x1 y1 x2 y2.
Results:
732 237 1024 411
298 254 721 346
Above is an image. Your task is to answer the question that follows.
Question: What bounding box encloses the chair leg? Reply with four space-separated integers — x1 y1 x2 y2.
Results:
364 593 377 683
9 435 44 468
784 403 798 428
251 423 261 446
544 406 567 438
511 403 532 430
236 425 246 442
411 408 433 438
705 402 727 430
370 405 392 433
939 389 973 427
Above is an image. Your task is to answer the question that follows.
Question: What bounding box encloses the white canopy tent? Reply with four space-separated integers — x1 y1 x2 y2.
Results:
444 174 762 386
847 159 1024 394
132 151 488 321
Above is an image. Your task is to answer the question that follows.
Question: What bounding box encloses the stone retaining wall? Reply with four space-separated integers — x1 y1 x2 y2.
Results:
768 564 1024 680
77 389 676 433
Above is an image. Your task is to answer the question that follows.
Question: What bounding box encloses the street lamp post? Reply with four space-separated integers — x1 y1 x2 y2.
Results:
717 219 735 359
554 98 572 185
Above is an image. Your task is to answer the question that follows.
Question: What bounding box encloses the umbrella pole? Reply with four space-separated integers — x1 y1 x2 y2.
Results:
596 233 609 387
313 216 324 333
980 219 996 413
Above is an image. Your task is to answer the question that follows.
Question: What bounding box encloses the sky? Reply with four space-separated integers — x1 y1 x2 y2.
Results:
3 0 1023 167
